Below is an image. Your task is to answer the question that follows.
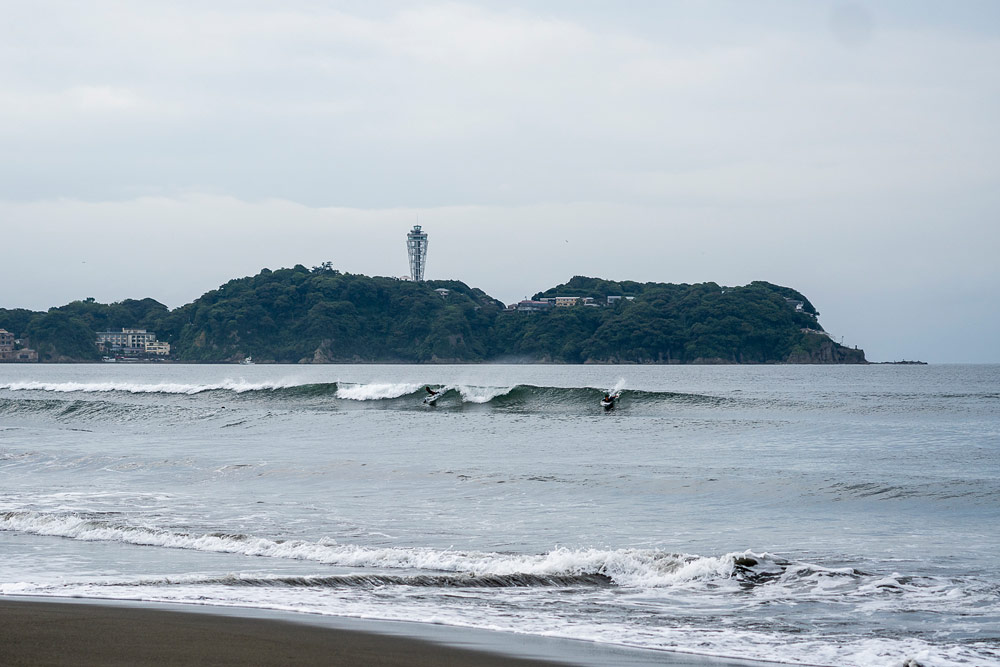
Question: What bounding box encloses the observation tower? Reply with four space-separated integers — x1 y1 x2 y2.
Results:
406 225 428 281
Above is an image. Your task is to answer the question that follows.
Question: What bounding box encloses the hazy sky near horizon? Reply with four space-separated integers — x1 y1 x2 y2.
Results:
2 1 998 362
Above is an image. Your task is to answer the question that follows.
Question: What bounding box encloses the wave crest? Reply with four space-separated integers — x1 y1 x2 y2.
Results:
334 383 422 401
0 379 308 395
1 510 770 588
0 381 729 413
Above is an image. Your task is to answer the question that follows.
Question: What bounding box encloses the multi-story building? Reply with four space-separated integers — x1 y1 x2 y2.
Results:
509 300 554 312
406 225 428 281
145 341 171 356
96 329 168 356
554 296 579 307
0 329 14 360
11 349 38 362
0 329 37 362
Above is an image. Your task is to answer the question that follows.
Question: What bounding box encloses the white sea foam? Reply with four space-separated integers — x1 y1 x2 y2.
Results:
0 511 763 588
5 511 994 667
0 379 306 394
454 385 515 404
334 383 422 401
0 581 42 595
13 579 989 667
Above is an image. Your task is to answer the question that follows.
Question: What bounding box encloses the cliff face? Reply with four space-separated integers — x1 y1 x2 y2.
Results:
786 336 866 364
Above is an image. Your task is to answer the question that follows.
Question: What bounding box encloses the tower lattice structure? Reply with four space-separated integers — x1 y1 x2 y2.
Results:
406 225 428 281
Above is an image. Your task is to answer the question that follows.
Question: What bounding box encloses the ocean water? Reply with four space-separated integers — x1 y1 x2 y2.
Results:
1 364 998 666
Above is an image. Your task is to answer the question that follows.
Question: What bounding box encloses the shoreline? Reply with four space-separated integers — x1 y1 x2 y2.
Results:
8 359 873 365
0 596 773 667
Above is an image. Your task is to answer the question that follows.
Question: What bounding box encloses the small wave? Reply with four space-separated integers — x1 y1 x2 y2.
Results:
9 510 984 611
125 571 613 589
0 379 311 395
0 510 770 588
0 397 183 425
826 480 998 502
0 398 68 415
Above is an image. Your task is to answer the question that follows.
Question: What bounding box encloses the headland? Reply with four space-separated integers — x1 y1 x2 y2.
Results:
0 269 865 364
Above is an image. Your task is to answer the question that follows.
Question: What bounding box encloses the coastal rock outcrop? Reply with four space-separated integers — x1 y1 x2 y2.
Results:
786 336 866 364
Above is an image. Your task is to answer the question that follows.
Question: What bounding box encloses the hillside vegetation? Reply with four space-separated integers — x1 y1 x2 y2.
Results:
168 266 504 363
0 267 865 364
497 276 850 363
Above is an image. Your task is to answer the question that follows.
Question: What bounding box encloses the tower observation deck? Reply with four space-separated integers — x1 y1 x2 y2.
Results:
406 225 428 281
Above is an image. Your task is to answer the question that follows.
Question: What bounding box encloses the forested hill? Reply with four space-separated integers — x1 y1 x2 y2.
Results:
170 268 505 363
498 276 860 364
0 267 865 364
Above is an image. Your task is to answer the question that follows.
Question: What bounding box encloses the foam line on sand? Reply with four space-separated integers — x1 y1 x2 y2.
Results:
0 597 773 667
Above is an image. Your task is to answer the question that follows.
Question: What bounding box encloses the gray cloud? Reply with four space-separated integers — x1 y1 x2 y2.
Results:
1 2 998 362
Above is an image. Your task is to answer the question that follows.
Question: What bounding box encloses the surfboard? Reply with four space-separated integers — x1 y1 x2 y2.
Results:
423 387 441 405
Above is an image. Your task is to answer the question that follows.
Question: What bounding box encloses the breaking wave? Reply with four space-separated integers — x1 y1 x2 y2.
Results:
335 382 422 400
5 510 997 667
6 510 994 613
0 510 784 589
454 384 517 403
0 381 727 409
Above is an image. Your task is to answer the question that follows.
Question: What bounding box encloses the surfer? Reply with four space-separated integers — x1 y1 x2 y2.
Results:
601 392 618 409
424 386 440 405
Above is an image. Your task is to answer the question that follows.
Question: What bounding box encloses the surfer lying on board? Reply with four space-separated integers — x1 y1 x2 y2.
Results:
602 392 620 409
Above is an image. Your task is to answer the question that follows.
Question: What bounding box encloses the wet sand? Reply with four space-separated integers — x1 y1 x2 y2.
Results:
0 598 565 666
0 598 768 667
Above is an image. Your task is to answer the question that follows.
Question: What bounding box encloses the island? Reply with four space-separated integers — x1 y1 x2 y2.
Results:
0 267 865 364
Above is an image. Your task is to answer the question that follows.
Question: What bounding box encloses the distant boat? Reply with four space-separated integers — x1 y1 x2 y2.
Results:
102 356 117 363
240 356 254 365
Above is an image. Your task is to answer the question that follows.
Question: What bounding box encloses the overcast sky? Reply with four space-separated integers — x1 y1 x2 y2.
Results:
2 1 998 362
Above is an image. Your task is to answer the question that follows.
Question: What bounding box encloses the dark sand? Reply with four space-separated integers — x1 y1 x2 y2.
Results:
0 598 770 667
0 598 565 666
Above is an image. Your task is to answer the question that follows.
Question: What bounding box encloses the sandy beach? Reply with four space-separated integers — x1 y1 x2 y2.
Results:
0 598 767 667
0 598 568 667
